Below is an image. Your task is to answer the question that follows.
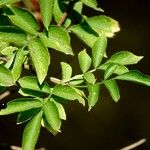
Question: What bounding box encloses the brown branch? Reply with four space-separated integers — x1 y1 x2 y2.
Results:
0 91 11 101
120 138 146 150
0 56 8 62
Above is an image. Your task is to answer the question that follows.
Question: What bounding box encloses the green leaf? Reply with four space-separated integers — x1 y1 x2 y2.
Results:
98 63 129 75
18 76 51 94
28 38 50 84
52 84 85 105
4 53 15 68
22 111 43 150
39 0 54 30
1 46 17 56
86 15 120 36
87 83 100 111
42 117 59 136
0 26 27 47
0 64 14 86
3 6 39 35
70 24 99 47
78 49 91 73
80 0 104 11
104 63 118 79
46 26 73 55
0 0 20 6
17 108 41 125
106 51 143 65
0 86 5 93
53 100 66 120
43 99 61 131
92 35 107 68
11 48 25 81
69 79 84 85
84 72 96 84
61 62 72 81
104 80 120 102
115 70 150 86
0 98 42 115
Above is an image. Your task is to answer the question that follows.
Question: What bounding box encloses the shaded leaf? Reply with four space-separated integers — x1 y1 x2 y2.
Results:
87 83 100 111
43 99 61 131
11 48 25 81
0 98 42 115
78 49 91 73
4 6 39 35
115 70 150 86
106 51 143 65
17 108 41 125
0 64 14 86
22 111 43 150
0 26 27 46
92 35 107 68
28 38 50 84
61 62 72 80
39 0 54 30
104 80 120 102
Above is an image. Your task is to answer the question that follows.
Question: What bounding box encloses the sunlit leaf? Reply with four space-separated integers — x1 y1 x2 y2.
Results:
0 64 14 86
18 76 51 94
43 99 61 131
0 98 42 115
78 49 91 73
0 0 20 6
106 51 143 65
84 72 96 84
39 0 54 30
87 83 100 111
61 62 72 80
28 38 50 84
104 63 118 79
3 6 39 35
0 26 27 47
80 0 104 12
115 70 150 86
22 111 43 150
92 35 107 68
104 80 120 102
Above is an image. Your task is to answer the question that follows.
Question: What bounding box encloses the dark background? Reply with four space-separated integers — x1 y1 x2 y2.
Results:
0 0 150 150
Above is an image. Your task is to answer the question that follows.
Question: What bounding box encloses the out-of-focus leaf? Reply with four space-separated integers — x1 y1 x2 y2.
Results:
22 111 43 150
115 70 150 86
0 26 27 46
0 64 14 86
39 0 54 30
92 35 107 68
28 38 50 84
1 46 17 56
0 0 20 6
3 6 39 35
61 62 72 80
43 99 61 131
0 98 42 115
17 108 41 125
106 51 143 65
104 80 120 102
11 48 25 81
78 49 91 73
87 83 100 111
